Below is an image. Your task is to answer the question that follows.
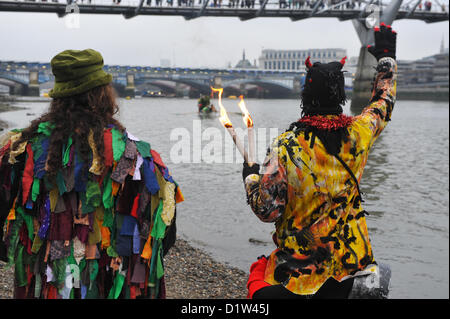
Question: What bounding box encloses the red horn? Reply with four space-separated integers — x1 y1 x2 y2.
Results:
305 56 312 69
340 56 347 66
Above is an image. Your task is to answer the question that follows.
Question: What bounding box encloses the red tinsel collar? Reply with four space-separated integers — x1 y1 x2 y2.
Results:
298 114 354 131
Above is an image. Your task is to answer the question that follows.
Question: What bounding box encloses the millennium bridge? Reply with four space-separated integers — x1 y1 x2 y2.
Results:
0 0 448 22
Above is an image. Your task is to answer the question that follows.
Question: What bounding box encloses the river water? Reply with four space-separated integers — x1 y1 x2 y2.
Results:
1 97 448 299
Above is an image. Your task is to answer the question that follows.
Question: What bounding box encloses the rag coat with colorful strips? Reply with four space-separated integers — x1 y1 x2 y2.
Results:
0 125 184 299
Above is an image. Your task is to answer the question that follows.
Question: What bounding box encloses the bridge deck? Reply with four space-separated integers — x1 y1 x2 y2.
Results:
0 1 448 23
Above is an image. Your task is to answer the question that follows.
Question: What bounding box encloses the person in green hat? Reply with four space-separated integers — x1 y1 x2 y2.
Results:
47 49 113 99
197 94 211 113
0 49 184 299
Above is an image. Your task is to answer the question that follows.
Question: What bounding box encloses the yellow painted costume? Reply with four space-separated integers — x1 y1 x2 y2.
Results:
244 57 397 295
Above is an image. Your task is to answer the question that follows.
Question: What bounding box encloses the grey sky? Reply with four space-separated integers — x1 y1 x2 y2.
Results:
0 10 448 68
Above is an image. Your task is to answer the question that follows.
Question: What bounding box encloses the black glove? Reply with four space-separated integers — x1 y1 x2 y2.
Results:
367 23 397 61
243 162 260 181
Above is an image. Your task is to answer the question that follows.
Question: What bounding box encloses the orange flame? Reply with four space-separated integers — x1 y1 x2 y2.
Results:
238 95 253 127
211 87 233 128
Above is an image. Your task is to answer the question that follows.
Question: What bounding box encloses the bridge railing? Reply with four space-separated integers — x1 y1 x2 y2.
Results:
0 0 364 8
400 0 449 13
1 0 448 14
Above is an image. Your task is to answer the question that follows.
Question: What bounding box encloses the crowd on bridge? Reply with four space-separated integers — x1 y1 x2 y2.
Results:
136 0 363 9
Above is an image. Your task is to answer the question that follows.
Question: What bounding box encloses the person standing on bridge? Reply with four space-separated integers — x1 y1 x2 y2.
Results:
0 49 184 299
243 24 398 299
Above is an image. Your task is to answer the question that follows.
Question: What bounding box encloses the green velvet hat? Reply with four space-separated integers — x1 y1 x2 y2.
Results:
48 49 112 98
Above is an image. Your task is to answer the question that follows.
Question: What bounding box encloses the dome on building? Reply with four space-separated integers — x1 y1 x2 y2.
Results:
235 50 257 69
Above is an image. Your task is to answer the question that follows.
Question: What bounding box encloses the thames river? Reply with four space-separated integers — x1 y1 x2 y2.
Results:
1 97 448 299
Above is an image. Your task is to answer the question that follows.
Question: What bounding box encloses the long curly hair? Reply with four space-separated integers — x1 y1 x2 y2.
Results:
11 83 125 176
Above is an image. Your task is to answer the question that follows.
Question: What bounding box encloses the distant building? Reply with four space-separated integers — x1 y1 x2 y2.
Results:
235 50 257 69
440 35 447 54
397 44 449 88
433 53 449 84
258 48 347 72
348 56 359 66
160 59 171 68
397 59 435 85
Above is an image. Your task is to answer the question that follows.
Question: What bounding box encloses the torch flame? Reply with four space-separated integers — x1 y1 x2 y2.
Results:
211 87 233 128
238 95 253 128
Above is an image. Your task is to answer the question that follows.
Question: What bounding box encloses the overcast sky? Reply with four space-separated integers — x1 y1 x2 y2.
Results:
0 9 448 68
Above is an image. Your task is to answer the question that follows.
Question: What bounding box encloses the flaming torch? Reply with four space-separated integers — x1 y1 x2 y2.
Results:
238 95 256 166
212 87 248 162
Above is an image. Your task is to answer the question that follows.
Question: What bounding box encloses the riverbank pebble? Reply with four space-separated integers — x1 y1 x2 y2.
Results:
165 238 248 299
0 237 248 299
0 262 13 299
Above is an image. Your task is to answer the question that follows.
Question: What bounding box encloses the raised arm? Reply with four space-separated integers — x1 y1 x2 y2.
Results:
354 24 398 146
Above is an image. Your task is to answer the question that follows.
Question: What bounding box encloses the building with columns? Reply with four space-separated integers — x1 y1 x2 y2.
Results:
259 48 347 72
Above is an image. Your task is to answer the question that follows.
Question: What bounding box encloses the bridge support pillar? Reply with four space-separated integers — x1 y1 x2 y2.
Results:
213 76 222 89
255 87 265 99
125 72 136 98
351 0 403 114
292 76 303 99
10 84 25 96
175 82 184 97
239 83 247 96
351 46 377 113
26 69 40 96
188 87 200 99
